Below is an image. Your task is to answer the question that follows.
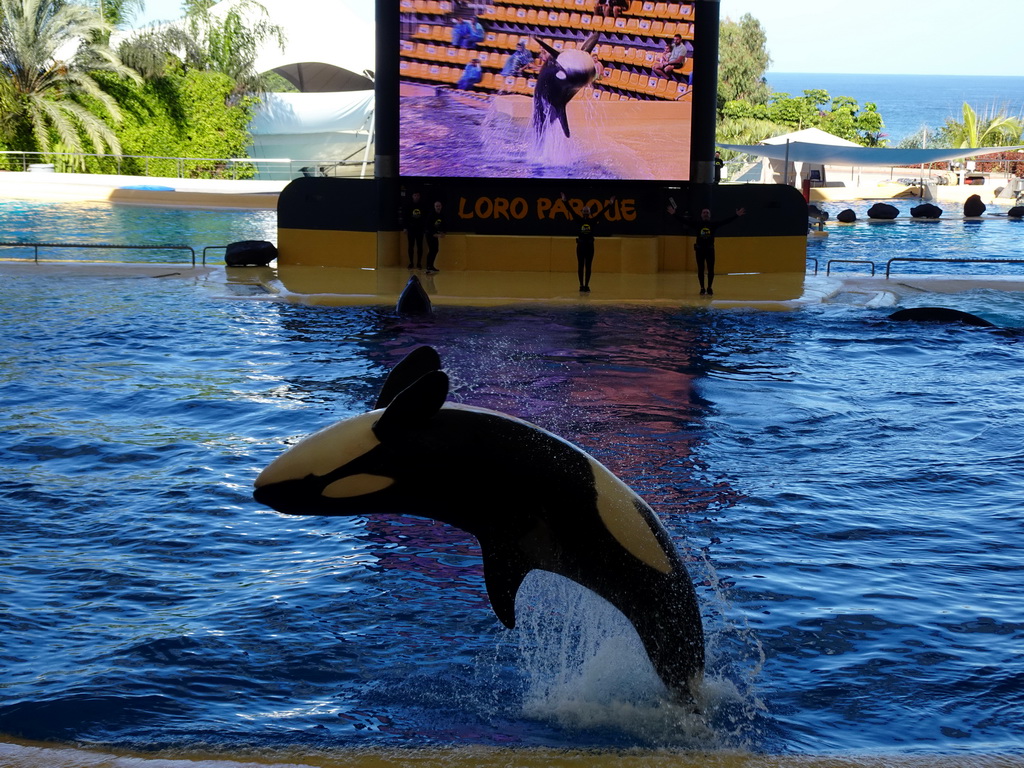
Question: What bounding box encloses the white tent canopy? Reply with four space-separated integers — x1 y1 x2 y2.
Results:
245 0 375 92
228 0 377 171
248 91 375 162
720 124 1024 167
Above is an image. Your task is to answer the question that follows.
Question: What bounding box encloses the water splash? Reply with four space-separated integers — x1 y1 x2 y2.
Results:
510 571 754 747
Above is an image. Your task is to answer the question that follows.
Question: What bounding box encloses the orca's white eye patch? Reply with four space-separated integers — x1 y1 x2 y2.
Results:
323 474 394 498
556 71 567 80
255 410 382 488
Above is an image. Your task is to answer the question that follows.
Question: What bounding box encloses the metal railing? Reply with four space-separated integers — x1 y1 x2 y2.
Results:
0 241 200 266
886 256 1024 278
0 151 374 181
827 259 876 276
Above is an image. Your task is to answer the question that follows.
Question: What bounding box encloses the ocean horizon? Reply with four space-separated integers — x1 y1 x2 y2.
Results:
765 72 1024 145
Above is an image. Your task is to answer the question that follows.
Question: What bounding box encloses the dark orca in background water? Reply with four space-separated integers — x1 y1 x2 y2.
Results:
532 32 601 139
888 307 995 327
396 274 433 316
254 345 705 700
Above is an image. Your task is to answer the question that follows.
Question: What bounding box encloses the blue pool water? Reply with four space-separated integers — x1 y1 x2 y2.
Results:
807 196 1024 279
0 200 276 262
1 201 1023 758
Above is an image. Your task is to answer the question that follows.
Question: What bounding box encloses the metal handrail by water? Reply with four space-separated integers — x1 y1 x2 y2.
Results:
0 242 198 266
886 256 1024 278
827 259 876 276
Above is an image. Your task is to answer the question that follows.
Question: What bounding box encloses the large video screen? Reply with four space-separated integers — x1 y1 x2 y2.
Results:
398 0 695 180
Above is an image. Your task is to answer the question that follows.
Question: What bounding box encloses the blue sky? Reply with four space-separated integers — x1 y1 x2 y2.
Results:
720 0 1022 76
133 0 1022 77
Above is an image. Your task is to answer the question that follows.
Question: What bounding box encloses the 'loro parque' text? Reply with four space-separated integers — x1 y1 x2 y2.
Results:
457 196 637 222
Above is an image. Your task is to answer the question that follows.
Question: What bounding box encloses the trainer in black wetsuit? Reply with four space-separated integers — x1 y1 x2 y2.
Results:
425 201 445 274
563 194 614 293
668 204 746 295
402 191 426 269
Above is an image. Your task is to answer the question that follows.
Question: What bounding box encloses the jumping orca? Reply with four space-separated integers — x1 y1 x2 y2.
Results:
888 307 995 327
532 32 601 139
253 346 704 700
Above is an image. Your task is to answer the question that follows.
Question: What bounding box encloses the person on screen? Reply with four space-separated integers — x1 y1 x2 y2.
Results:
667 202 746 296
451 18 471 47
562 192 615 293
465 17 485 47
453 17 485 48
653 34 687 79
456 58 483 90
501 40 535 77
425 200 445 274
402 191 426 269
655 41 673 72
595 0 627 18
714 152 724 184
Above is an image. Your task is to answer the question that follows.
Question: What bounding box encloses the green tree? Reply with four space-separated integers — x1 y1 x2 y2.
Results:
718 13 771 109
181 0 284 99
92 0 145 29
118 24 201 81
936 102 1022 148
93 61 259 178
0 0 140 162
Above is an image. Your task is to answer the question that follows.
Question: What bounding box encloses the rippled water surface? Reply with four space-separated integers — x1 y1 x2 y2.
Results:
0 199 276 262
808 197 1024 279
1 201 1023 759
2 273 1023 756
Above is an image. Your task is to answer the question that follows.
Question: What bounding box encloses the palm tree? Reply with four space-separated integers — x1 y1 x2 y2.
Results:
93 0 146 28
118 0 284 96
939 102 1023 148
181 0 284 99
0 0 140 162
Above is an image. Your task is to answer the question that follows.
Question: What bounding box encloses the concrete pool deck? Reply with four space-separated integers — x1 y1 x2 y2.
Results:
0 169 286 208
4 259 1024 311
3 170 1024 308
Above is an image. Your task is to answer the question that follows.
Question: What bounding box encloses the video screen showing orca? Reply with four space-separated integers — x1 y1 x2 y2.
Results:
398 0 695 180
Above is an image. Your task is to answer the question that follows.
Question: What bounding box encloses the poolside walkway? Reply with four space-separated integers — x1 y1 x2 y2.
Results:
0 170 287 209
5 258 1024 311
4 170 1024 308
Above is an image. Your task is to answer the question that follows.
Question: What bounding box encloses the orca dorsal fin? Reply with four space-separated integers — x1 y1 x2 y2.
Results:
580 31 600 53
373 369 449 442
375 346 442 408
480 539 531 629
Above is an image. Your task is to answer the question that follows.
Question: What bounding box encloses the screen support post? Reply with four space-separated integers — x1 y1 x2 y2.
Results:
690 0 720 185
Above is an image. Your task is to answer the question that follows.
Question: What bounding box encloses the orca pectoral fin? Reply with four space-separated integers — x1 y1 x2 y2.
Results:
480 540 532 629
556 106 571 138
581 31 600 53
375 346 442 408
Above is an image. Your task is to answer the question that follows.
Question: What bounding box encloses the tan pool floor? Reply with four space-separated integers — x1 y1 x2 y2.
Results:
4 259 1024 310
